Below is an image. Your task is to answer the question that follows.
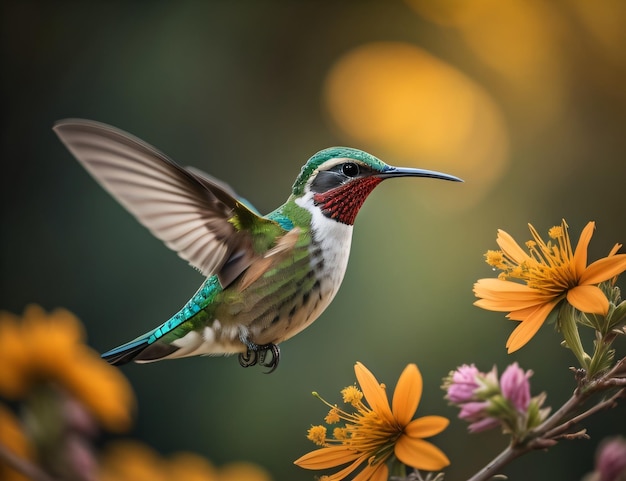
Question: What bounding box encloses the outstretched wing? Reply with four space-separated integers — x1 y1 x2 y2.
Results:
54 119 285 287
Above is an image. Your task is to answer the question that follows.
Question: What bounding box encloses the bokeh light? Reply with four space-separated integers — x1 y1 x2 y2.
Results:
323 41 509 210
406 0 566 132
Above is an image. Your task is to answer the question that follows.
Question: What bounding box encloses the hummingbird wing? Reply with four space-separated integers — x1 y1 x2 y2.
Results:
53 119 286 287
185 166 262 216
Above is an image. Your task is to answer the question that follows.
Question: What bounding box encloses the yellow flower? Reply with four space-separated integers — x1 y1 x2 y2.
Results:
295 362 449 480
0 305 135 432
474 220 626 352
98 440 273 481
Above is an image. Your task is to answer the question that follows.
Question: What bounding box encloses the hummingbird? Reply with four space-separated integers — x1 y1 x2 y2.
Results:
54 119 462 372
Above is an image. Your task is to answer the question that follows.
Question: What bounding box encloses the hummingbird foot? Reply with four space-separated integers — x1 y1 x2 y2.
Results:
238 335 280 374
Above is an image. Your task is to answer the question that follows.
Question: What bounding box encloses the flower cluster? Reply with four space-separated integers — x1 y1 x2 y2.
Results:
443 363 549 438
0 305 274 481
295 362 449 481
0 306 136 481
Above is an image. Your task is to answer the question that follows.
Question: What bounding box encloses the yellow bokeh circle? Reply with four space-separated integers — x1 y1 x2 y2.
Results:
323 41 509 209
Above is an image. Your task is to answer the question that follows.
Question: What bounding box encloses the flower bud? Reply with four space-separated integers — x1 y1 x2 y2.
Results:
444 362 548 437
444 364 480 403
499 363 531 412
596 437 626 481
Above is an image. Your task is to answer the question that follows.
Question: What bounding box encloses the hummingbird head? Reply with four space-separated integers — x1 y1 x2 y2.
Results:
291 147 462 225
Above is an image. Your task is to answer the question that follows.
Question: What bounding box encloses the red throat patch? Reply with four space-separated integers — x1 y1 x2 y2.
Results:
312 177 383 225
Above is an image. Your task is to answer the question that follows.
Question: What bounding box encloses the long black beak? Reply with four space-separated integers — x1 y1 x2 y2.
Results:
377 165 463 182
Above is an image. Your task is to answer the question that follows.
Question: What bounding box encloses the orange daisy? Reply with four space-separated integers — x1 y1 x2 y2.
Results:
294 362 449 481
474 220 626 352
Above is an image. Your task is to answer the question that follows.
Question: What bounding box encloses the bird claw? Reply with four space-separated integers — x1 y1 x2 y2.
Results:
238 340 280 374
238 349 258 368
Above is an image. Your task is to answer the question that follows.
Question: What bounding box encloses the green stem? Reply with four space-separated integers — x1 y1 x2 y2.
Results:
390 457 407 478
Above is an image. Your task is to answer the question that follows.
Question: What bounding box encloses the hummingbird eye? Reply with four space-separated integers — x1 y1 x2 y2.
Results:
342 162 360 177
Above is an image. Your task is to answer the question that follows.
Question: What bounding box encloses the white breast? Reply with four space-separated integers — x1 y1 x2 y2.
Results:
296 191 354 300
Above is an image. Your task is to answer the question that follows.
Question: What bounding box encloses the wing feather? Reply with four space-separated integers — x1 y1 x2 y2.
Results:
53 119 286 284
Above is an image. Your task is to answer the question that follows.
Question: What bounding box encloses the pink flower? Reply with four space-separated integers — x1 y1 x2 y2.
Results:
443 362 548 436
596 437 626 481
458 401 500 433
458 401 490 421
468 417 501 433
445 364 480 403
500 362 531 413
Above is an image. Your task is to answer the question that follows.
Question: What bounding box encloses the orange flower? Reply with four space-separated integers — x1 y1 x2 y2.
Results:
474 220 626 352
98 440 273 481
294 362 449 480
0 305 135 432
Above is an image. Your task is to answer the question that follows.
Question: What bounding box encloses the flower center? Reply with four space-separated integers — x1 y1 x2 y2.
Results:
487 221 579 294
309 389 403 465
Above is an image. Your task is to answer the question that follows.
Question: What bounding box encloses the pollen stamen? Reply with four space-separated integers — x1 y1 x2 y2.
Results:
486 220 583 294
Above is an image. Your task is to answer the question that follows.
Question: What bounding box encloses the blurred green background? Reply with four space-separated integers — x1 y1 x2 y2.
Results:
2 1 626 479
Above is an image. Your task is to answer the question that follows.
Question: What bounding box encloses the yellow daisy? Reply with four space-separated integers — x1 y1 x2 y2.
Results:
294 362 449 480
474 220 626 352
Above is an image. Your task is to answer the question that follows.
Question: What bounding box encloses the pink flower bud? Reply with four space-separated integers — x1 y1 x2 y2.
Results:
458 401 490 422
500 362 531 412
468 416 501 433
458 401 500 433
596 437 626 481
446 364 481 403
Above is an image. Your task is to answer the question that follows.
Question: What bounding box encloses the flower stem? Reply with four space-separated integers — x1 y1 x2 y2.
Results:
465 444 527 481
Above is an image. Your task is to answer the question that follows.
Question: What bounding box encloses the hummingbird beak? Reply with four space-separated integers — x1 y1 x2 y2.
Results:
377 165 463 183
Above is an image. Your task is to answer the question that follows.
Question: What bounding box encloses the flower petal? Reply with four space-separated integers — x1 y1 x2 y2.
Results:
0 316 30 397
323 454 370 481
395 436 450 471
294 446 361 469
404 416 449 438
566 285 609 315
579 254 626 285
474 297 548 312
505 300 558 352
572 222 594 278
608 243 622 256
352 462 388 481
392 364 422 426
474 279 554 311
354 362 393 422
496 229 531 264
505 305 546 321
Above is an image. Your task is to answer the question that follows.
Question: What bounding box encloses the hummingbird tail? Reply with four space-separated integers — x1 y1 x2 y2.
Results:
101 337 151 365
101 330 182 365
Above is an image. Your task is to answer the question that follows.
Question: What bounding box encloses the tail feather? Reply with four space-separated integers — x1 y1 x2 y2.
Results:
102 334 181 365
101 336 151 365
